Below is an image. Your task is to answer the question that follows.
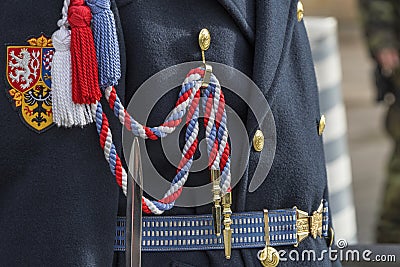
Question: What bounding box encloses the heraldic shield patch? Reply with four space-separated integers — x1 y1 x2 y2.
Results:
6 34 54 133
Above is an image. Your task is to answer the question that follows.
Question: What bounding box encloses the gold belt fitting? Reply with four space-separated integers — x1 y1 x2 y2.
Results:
258 209 280 267
211 169 222 236
222 192 233 260
295 202 323 246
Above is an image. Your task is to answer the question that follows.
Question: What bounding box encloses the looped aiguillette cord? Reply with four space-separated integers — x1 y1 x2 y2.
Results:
54 1 232 214
94 68 231 214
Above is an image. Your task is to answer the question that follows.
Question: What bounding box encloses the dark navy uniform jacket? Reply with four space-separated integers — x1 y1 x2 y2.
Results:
0 0 335 266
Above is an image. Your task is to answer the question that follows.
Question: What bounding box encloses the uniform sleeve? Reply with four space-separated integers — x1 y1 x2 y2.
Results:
359 0 399 55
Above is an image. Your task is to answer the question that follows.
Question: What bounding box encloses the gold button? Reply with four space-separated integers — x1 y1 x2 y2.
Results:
297 1 304 22
253 130 264 152
318 115 326 136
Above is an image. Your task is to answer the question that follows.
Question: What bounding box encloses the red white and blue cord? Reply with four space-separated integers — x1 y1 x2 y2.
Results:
53 0 231 215
96 68 231 214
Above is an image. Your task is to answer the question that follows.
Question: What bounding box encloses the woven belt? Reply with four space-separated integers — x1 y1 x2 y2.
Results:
114 200 329 252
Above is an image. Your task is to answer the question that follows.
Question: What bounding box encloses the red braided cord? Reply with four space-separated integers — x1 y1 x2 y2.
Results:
100 68 231 213
99 111 123 187
68 0 102 104
159 89 201 204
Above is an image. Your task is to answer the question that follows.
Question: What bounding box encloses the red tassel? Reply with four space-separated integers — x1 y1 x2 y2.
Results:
68 0 101 104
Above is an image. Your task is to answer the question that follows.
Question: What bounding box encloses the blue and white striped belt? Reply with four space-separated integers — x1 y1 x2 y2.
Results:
114 200 329 252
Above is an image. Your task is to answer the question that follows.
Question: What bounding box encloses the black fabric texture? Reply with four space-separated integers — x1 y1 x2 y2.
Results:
0 0 337 266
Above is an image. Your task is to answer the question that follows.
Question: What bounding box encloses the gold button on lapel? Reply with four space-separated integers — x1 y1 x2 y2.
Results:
297 1 304 22
318 115 326 136
253 130 264 152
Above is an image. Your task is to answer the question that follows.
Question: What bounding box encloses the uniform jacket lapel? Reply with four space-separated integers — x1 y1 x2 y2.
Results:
252 0 292 97
217 0 292 97
224 1 296 214
216 0 255 45
245 0 294 136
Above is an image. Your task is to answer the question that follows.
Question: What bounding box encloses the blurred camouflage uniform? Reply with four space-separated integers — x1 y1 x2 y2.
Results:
360 0 400 243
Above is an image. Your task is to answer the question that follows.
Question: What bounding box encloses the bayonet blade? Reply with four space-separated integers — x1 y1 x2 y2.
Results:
126 137 143 267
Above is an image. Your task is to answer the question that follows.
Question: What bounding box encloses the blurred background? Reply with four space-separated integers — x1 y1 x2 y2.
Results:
305 0 391 244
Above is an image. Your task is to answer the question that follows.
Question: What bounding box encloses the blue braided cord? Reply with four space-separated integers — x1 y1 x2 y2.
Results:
145 91 200 212
208 103 218 158
216 110 227 157
184 118 197 140
148 82 198 136
152 200 175 211
178 109 187 121
179 81 194 97
170 100 199 186
109 146 117 176
94 102 119 177
218 110 231 190
158 81 197 125
184 113 198 143
171 158 193 185
204 125 215 158
163 109 185 124
200 79 212 108
204 124 214 157
87 0 121 87
210 83 229 175
148 127 162 137
201 81 215 100
202 79 231 189
151 128 167 138
151 128 163 138
112 93 121 118
95 104 103 135
210 75 218 83
220 157 231 191
172 107 196 186
216 110 227 144
101 86 149 138
130 120 141 137
204 82 217 97
111 91 160 138
202 83 218 158
215 118 226 160
209 124 218 150
106 79 198 139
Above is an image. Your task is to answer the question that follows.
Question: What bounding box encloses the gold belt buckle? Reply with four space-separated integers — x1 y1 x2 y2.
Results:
295 202 323 246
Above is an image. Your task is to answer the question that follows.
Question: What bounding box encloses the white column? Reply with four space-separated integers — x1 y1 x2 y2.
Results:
305 17 358 244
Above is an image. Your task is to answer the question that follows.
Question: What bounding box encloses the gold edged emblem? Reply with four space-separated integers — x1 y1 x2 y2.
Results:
5 34 54 133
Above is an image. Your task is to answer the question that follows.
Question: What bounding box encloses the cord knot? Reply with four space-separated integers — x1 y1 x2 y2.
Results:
86 0 110 14
68 5 92 28
52 27 71 52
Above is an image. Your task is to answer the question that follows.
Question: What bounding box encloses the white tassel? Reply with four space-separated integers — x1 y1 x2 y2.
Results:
51 26 93 127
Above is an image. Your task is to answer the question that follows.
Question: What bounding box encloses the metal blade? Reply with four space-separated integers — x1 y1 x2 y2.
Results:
126 137 143 267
